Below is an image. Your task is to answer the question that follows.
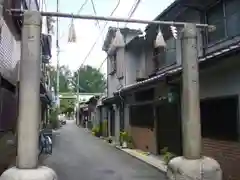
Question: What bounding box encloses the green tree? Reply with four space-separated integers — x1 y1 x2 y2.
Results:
60 98 75 117
48 65 72 93
72 65 106 93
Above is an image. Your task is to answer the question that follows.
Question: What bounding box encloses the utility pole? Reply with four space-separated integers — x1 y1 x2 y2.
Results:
56 0 60 111
76 71 80 126
1 10 57 180
167 23 222 180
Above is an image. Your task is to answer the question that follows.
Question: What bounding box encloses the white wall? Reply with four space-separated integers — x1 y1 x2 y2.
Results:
124 51 138 85
107 30 145 96
199 55 240 138
107 56 121 97
200 55 240 99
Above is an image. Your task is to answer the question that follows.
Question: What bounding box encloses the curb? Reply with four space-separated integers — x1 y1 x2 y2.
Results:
87 132 167 174
114 146 167 174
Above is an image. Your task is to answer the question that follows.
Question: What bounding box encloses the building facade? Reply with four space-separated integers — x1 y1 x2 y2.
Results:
102 27 144 142
103 0 240 179
0 0 52 173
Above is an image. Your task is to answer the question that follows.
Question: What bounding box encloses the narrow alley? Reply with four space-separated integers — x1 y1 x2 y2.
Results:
43 121 166 180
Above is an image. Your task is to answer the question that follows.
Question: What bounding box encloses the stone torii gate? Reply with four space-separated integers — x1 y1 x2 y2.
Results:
0 6 221 180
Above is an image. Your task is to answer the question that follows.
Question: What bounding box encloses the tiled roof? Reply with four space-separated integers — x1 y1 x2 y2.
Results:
116 41 240 94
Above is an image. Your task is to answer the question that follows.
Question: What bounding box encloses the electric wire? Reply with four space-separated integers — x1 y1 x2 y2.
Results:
79 0 142 89
58 0 89 40
90 0 101 29
77 0 121 69
90 0 142 74
124 0 142 27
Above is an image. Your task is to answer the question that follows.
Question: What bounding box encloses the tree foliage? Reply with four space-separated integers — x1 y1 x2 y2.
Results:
60 98 75 117
48 65 72 93
72 65 106 93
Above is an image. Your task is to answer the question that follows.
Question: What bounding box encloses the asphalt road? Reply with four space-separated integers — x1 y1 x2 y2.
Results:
44 121 167 180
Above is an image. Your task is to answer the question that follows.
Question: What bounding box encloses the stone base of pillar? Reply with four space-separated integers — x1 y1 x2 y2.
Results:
0 166 57 180
166 156 222 180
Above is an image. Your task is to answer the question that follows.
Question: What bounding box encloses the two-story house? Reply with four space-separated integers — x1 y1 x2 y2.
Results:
102 27 143 142
103 0 240 179
0 0 52 173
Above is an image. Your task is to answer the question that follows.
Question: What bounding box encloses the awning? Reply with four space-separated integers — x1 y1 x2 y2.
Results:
102 96 121 105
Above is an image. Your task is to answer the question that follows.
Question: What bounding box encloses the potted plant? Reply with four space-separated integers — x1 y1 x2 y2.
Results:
91 126 100 137
120 131 129 148
127 136 134 149
160 147 176 164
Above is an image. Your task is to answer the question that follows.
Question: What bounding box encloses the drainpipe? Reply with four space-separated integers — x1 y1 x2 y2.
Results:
0 10 57 180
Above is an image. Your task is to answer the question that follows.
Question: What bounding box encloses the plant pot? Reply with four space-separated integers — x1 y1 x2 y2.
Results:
122 141 127 148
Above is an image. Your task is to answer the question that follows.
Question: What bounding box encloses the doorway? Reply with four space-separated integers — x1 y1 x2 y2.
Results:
156 100 182 155
119 103 124 132
109 106 115 136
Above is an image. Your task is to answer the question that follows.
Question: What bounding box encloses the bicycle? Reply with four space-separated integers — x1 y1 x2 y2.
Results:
38 130 52 157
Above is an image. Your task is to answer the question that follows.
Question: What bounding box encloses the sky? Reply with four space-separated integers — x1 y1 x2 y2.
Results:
42 0 175 75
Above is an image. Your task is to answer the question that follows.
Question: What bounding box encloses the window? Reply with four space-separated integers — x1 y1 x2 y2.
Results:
153 37 176 69
164 38 176 66
225 0 240 37
200 96 238 141
206 0 240 44
207 3 225 43
135 88 154 102
130 104 154 128
153 47 163 69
